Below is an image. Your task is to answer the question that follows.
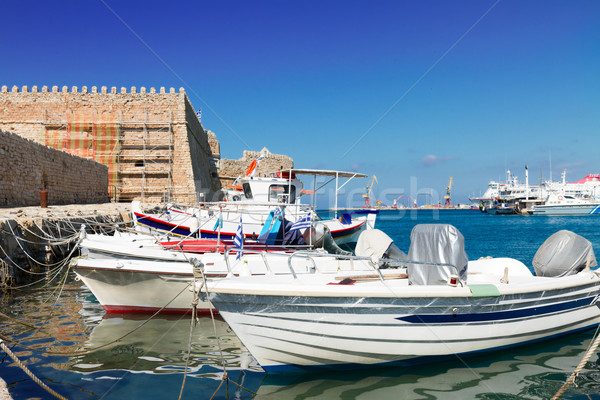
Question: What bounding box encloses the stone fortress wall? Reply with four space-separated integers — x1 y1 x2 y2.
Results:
0 84 294 206
0 85 220 204
0 129 108 206
218 148 294 185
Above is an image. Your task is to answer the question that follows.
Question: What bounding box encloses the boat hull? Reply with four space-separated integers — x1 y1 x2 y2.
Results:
74 264 206 314
133 207 374 248
208 272 600 373
531 204 600 216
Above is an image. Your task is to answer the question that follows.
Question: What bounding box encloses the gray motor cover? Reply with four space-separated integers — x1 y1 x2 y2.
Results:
407 224 468 285
532 230 597 277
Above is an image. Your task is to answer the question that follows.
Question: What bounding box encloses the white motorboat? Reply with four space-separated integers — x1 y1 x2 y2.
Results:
132 168 377 248
203 225 600 373
72 237 393 314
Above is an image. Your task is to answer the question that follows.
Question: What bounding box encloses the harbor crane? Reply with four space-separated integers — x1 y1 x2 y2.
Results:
444 176 453 206
363 175 378 208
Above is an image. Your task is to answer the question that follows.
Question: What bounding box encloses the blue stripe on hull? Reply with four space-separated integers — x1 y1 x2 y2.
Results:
135 216 236 239
396 296 597 323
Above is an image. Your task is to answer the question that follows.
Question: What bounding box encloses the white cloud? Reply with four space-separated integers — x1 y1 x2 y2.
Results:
421 154 457 167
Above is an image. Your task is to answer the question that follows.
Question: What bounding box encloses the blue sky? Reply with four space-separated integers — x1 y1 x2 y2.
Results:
2 1 599 207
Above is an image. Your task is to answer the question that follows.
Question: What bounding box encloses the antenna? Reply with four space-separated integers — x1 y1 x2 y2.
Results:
549 151 552 182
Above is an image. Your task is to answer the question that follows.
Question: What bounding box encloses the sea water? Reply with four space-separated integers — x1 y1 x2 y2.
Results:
1 210 600 399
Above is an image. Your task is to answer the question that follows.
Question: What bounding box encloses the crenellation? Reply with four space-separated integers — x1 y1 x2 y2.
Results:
62 86 68 93
1 86 7 92
121 87 126 94
131 86 137 94
160 87 165 94
101 86 108 94
82 86 88 93
92 86 98 93
42 86 49 93
150 87 156 94
12 86 19 93
22 86 28 93
72 86 78 93
32 86 38 93
170 87 175 94
140 87 147 94
179 87 185 93
110 87 117 94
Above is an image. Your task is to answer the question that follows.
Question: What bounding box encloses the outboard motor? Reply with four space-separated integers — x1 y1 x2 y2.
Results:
303 223 352 256
355 229 407 268
533 230 597 277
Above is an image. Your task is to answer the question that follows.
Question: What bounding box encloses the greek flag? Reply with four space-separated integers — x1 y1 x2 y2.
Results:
290 212 311 231
273 206 284 219
196 108 202 120
234 217 244 259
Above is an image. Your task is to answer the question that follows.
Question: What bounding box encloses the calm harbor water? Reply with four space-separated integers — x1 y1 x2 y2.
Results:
1 209 600 399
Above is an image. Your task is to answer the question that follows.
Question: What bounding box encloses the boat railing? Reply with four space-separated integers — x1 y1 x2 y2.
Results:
220 248 459 281
222 246 315 276
286 251 460 280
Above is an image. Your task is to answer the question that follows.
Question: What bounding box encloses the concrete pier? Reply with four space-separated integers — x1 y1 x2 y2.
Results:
0 203 132 285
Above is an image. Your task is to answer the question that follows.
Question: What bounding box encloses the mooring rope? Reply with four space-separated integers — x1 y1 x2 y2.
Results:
551 325 600 399
0 338 68 400
199 266 257 400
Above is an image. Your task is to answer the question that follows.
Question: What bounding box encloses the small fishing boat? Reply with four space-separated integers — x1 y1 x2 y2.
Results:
73 209 362 314
132 168 377 248
203 225 600 373
72 243 388 314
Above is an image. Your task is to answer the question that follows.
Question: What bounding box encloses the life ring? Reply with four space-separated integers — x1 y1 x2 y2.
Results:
232 195 240 201
246 160 257 176
558 195 563 200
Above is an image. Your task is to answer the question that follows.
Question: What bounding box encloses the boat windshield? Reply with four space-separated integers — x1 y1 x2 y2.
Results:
242 183 253 199
269 184 296 203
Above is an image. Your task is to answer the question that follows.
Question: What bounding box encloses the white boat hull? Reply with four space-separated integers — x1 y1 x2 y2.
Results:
530 204 600 216
72 252 378 314
207 270 600 373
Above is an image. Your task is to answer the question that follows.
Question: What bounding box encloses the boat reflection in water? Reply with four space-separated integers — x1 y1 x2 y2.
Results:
78 313 258 373
256 330 600 399
73 313 263 399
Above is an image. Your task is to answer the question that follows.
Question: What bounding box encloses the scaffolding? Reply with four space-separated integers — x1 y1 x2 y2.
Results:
116 108 174 202
41 108 176 203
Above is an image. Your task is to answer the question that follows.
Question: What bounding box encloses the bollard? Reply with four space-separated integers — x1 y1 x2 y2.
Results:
40 188 48 208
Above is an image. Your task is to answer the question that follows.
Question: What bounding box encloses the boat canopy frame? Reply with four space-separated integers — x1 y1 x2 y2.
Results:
277 169 368 212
